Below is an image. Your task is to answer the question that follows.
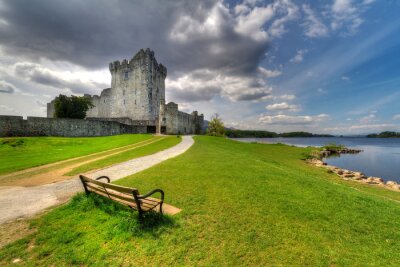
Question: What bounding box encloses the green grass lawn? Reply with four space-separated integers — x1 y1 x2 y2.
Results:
1 136 400 266
66 136 182 175
0 134 152 175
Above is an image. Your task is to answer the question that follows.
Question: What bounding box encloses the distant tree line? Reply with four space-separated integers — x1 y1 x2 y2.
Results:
225 129 278 138
225 129 334 138
366 131 400 138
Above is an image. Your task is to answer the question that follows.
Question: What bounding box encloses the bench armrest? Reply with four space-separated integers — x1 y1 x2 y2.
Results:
96 176 110 183
137 189 164 202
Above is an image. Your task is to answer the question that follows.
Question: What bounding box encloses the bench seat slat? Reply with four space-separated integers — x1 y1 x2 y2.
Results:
87 186 138 208
86 184 137 204
86 182 132 199
81 176 136 194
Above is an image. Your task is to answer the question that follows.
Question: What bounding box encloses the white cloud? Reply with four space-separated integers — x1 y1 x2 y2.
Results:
330 0 375 36
393 114 400 120
359 114 376 124
266 102 300 112
332 0 354 14
36 100 47 107
363 0 375 5
0 104 16 113
234 5 275 41
258 93 296 102
259 113 328 125
302 4 329 38
267 0 299 39
341 75 350 81
278 94 296 100
170 3 227 43
166 68 273 102
258 67 282 78
234 0 299 41
290 49 308 63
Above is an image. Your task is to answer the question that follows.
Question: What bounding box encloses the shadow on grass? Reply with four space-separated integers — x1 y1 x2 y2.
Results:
69 193 177 237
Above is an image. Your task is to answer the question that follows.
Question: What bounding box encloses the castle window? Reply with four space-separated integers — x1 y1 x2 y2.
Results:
123 89 125 95
124 71 129 80
104 100 105 103
124 100 125 105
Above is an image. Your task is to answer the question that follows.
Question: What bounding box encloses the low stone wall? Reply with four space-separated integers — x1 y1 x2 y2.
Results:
87 117 156 127
0 115 147 137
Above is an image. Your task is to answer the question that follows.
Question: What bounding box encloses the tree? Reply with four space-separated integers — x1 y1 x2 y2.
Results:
206 114 225 137
54 94 94 119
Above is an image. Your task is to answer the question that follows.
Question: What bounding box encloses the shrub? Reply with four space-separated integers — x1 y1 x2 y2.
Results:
206 114 225 137
322 143 345 152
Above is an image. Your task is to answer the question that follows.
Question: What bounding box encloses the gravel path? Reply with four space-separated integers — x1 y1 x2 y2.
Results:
0 136 194 224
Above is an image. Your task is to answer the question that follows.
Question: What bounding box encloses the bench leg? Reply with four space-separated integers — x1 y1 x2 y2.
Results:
79 175 89 195
159 202 163 214
138 210 144 220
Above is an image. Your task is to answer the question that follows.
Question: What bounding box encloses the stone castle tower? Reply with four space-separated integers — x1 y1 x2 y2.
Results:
85 48 167 121
47 48 203 135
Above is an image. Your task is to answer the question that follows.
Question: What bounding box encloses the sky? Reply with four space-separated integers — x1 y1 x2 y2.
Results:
0 0 399 135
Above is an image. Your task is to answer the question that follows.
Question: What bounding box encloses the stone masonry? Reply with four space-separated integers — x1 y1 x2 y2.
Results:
47 48 203 135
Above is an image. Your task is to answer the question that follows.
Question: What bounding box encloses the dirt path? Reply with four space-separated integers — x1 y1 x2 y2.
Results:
0 136 164 186
0 135 194 225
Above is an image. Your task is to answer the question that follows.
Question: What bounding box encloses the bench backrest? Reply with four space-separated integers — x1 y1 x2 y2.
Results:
79 175 140 208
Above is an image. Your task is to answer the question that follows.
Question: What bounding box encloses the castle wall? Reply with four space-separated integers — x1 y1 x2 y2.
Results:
160 102 204 135
0 115 146 137
0 115 26 136
163 102 179 134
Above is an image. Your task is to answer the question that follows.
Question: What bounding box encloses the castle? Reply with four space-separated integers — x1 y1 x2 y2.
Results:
47 49 204 135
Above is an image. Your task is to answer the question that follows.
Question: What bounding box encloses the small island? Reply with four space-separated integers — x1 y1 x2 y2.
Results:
226 129 334 138
367 131 400 138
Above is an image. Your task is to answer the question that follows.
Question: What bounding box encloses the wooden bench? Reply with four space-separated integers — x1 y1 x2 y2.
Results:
79 175 164 215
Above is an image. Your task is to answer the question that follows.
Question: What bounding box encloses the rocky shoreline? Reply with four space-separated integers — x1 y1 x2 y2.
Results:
318 147 362 158
307 158 400 191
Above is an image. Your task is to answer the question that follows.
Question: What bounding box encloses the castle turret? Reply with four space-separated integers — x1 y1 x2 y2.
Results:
107 48 167 121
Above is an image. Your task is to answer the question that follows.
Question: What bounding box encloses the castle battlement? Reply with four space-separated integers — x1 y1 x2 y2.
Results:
109 48 167 77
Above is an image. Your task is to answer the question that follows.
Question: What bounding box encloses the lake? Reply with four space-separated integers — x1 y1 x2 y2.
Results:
232 137 400 182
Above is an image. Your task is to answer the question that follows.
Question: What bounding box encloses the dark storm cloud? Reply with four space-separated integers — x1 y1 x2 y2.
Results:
0 0 271 101
0 0 267 72
14 63 107 94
